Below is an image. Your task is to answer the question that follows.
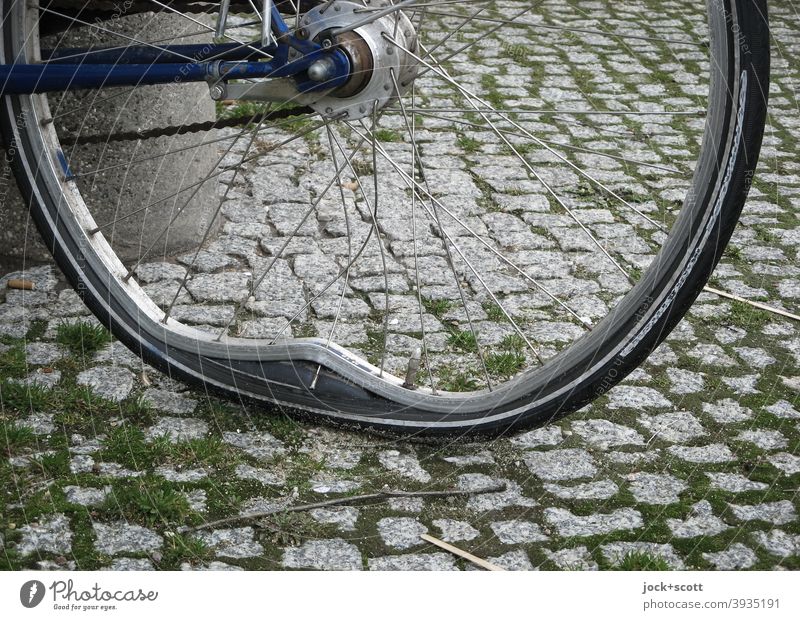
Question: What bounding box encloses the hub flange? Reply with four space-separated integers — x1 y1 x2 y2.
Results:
300 0 419 119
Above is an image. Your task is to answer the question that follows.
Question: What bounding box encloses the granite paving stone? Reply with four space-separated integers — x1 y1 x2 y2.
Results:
195 528 264 559
93 523 163 556
282 539 362 570
17 514 73 556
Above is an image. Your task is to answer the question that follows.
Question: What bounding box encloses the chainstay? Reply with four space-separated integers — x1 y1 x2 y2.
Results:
65 105 315 144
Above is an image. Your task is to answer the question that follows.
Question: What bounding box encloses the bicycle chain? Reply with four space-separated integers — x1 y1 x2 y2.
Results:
67 105 314 144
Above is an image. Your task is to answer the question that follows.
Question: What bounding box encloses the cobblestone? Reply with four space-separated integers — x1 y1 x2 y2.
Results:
729 501 797 526
432 519 479 543
544 480 618 500
146 417 209 443
544 546 598 571
601 542 684 570
377 450 431 483
544 508 643 537
570 419 644 449
702 544 758 570
222 431 285 461
282 539 362 570
490 520 549 544
93 523 162 556
368 553 457 571
667 444 735 463
17 514 73 556
195 528 264 559
626 473 687 505
523 449 597 481
63 485 111 507
310 507 359 532
76 367 135 402
377 518 428 550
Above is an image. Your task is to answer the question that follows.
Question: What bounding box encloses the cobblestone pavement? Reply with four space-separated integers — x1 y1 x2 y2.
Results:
1 0 799 570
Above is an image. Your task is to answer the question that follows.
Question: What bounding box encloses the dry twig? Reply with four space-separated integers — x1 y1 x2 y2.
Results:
184 483 507 532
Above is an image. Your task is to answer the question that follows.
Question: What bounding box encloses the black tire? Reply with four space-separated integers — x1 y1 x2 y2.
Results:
0 0 770 437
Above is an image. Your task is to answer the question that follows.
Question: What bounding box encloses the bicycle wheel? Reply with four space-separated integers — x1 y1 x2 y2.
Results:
1 0 769 437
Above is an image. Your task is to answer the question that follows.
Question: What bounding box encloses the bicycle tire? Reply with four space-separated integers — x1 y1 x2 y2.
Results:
0 0 770 438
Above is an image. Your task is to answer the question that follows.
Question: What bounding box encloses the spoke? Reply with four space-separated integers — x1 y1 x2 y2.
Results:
308 122 356 390
216 130 375 342
72 110 316 179
329 0 477 36
328 108 391 376
163 108 281 321
407 79 437 391
388 35 636 282
40 28 211 63
119 115 322 284
351 121 545 367
71 130 251 179
49 88 138 122
393 108 704 117
416 2 536 72
347 122 593 331
411 1 489 63
89 117 326 234
147 0 273 60
411 110 684 176
369 103 390 376
422 10 704 47
388 68 492 389
356 0 492 11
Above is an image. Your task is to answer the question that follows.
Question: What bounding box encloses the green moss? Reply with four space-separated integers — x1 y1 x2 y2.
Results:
100 477 196 527
0 344 27 378
1 422 36 454
726 300 772 329
422 297 454 319
0 380 51 413
457 134 482 153
56 321 112 359
611 551 673 571
482 300 508 322
437 366 478 392
165 436 233 468
32 450 71 478
447 328 478 352
374 128 404 143
499 333 526 352
485 351 525 377
99 425 169 471
160 533 214 569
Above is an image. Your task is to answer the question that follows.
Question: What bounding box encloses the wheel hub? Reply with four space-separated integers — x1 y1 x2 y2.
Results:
300 0 419 120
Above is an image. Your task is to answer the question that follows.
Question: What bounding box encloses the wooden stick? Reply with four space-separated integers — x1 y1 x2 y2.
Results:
420 534 505 571
184 484 507 532
703 285 800 322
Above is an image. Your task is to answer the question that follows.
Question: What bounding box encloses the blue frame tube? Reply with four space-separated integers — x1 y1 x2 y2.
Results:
0 5 347 95
42 42 272 65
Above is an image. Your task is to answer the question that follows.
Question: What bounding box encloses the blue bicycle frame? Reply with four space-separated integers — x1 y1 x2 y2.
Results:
0 4 350 96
